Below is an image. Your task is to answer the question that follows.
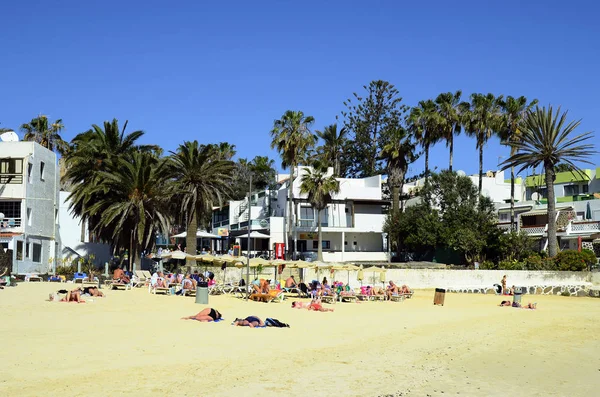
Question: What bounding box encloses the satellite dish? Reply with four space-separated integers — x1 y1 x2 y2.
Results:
456 170 466 177
0 131 19 142
531 192 540 201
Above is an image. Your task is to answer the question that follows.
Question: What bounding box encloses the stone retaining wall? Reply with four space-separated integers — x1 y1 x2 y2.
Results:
447 285 594 297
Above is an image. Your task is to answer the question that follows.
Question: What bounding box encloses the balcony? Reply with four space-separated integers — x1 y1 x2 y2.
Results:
497 222 517 232
0 217 22 231
570 220 600 234
0 173 23 184
520 225 547 236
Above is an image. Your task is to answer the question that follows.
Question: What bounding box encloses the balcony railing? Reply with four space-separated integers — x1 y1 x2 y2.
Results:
0 217 22 228
0 174 23 184
570 220 600 233
497 222 516 231
520 225 547 235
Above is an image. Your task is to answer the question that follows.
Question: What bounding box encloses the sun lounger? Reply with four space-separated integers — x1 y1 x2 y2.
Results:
339 294 357 303
320 295 336 304
390 294 405 302
250 293 274 303
109 281 131 290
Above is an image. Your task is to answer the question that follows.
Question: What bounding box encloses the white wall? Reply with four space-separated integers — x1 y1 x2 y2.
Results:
354 204 385 232
58 191 111 266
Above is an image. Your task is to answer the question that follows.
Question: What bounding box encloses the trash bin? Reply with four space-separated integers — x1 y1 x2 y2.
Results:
513 291 522 305
195 281 208 304
434 288 446 306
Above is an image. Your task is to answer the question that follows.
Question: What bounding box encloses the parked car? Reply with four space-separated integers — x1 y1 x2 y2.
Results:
299 251 317 262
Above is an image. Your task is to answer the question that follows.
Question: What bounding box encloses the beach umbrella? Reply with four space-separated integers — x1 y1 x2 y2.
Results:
357 265 364 285
312 261 333 283
364 266 384 286
380 266 386 287
586 201 592 220
270 259 288 285
332 263 359 286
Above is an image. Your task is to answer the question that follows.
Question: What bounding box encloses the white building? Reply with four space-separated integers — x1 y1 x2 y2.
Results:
0 140 59 274
212 166 390 262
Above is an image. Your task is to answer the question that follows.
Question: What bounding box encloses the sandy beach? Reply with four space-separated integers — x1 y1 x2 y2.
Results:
1 283 599 397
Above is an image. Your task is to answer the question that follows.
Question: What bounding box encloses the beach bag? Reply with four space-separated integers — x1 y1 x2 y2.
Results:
265 318 290 328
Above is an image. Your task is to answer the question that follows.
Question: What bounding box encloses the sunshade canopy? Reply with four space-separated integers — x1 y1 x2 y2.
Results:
236 231 271 239
171 230 220 238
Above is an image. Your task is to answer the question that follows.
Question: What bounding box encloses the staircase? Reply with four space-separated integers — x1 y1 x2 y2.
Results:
234 200 249 225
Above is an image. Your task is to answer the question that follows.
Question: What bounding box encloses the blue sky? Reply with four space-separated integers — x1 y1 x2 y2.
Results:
1 0 599 178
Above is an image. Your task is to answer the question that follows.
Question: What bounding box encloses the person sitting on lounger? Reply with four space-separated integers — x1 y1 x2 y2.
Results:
371 286 385 296
232 316 264 327
386 281 399 300
252 278 270 294
400 284 411 294
181 307 222 322
113 266 130 284
177 274 197 295
285 276 297 288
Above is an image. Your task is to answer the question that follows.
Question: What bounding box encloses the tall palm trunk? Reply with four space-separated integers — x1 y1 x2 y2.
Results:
510 166 515 231
287 165 294 259
478 140 483 195
186 207 198 266
391 185 400 213
545 164 557 256
448 134 453 172
424 143 430 181
316 208 323 261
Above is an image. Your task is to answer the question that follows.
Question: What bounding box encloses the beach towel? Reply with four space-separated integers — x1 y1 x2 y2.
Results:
265 318 290 328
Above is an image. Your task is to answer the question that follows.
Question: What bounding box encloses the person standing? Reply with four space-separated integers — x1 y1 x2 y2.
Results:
501 275 507 295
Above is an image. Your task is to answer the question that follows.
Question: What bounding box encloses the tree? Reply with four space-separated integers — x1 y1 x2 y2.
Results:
315 123 348 177
407 100 439 181
435 91 463 171
554 163 575 173
379 126 418 213
499 106 596 257
249 156 277 191
167 141 235 264
270 110 316 258
498 96 538 231
63 119 159 243
21 115 69 155
86 152 171 269
461 93 503 195
342 80 407 177
300 167 340 261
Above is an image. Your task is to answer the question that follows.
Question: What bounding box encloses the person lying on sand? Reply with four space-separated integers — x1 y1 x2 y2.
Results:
232 316 264 327
181 308 222 322
291 301 311 309
49 289 86 303
82 286 104 297
308 299 334 312
499 300 537 309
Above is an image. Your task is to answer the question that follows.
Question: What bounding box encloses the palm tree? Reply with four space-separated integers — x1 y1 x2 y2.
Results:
270 110 316 258
249 156 276 190
63 119 159 242
315 123 348 176
498 96 538 231
86 152 171 269
379 127 417 213
461 93 503 195
408 100 439 181
167 141 235 265
21 115 69 155
300 168 340 261
435 91 463 171
499 106 595 257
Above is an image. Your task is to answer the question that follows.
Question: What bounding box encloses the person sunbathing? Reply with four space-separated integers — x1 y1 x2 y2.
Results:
82 286 104 297
499 300 512 306
291 301 311 309
51 288 85 303
176 274 197 295
308 299 334 312
181 307 222 322
386 281 399 300
285 276 297 288
372 286 385 296
232 316 264 327
154 271 169 288
400 284 411 294
113 267 130 284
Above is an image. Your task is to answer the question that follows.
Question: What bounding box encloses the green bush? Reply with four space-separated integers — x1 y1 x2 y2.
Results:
498 259 525 270
554 250 588 271
541 257 557 270
581 249 598 269
524 254 543 270
479 260 496 270
56 264 77 279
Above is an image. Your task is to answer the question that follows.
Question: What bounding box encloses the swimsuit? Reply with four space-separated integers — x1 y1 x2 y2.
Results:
311 303 323 311
245 316 260 324
209 308 219 321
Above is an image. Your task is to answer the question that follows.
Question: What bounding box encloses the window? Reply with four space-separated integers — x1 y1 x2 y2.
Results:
27 208 32 226
312 240 331 250
564 185 579 196
0 158 24 184
28 163 32 183
0 201 21 219
16 241 23 260
583 184 589 194
299 206 315 227
25 242 30 258
499 213 509 221
55 209 59 225
40 162 45 181
32 243 42 263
